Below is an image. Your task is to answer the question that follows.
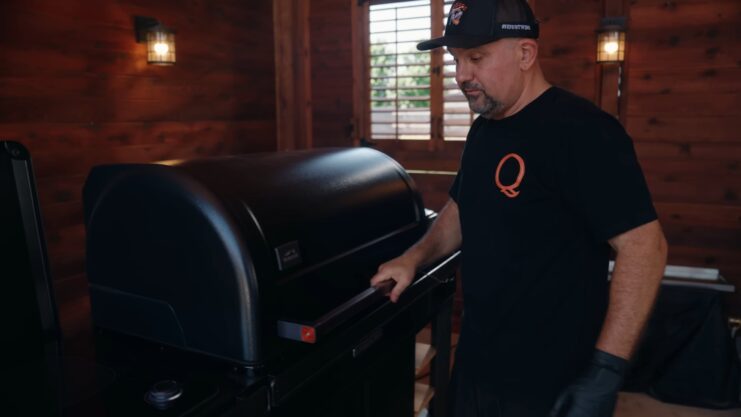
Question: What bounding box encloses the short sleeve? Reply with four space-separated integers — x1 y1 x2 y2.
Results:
449 170 461 203
559 115 658 242
448 116 484 206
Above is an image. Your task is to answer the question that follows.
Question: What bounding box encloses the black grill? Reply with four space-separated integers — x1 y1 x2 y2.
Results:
80 147 459 416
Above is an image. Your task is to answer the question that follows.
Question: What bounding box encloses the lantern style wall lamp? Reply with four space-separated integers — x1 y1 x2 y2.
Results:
596 17 626 63
596 16 627 119
134 16 176 65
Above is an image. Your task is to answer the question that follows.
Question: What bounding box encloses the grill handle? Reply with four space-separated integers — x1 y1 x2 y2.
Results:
276 281 392 344
276 251 459 344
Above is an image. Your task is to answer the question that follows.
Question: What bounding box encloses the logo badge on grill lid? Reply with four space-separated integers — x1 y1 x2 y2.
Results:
275 240 303 271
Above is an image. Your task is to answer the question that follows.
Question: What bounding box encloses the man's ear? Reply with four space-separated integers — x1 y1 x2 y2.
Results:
518 39 538 70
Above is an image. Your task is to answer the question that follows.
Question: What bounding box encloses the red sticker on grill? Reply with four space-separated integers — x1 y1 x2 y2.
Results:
301 326 316 344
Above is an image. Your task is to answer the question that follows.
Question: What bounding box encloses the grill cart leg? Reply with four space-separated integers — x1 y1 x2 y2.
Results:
429 294 454 417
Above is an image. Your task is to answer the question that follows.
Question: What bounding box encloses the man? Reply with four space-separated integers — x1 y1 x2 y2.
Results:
369 0 668 416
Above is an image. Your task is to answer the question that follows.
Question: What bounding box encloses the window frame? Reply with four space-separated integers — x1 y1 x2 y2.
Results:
359 0 470 152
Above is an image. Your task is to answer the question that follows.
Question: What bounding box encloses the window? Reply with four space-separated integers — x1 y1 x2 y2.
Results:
368 0 473 141
441 1 476 141
369 1 432 140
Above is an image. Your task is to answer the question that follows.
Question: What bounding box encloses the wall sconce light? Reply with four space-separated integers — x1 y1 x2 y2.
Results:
134 16 176 65
597 17 626 63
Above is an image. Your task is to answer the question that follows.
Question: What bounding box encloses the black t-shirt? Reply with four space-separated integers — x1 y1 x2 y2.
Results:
449 86 657 397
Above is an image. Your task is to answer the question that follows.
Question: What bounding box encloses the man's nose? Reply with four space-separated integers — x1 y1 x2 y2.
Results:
455 62 471 87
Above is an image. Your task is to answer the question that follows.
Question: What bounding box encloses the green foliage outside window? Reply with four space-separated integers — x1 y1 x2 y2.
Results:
370 43 430 109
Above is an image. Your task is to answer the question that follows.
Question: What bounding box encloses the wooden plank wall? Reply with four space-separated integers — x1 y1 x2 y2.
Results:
310 0 357 148
275 0 313 150
536 0 603 103
0 0 277 339
626 0 741 314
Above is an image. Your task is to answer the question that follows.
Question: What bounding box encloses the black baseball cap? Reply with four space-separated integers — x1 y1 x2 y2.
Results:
417 0 539 51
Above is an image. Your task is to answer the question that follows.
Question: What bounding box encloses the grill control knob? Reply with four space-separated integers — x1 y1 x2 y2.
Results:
144 380 183 410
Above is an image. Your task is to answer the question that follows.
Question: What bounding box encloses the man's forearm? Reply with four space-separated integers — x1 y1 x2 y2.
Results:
551 222 667 417
403 199 462 268
597 221 668 359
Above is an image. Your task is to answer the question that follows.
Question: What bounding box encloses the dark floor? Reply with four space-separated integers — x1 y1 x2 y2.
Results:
615 393 741 417
415 329 741 417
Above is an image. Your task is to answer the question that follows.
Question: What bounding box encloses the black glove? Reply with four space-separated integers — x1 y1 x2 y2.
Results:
550 349 629 417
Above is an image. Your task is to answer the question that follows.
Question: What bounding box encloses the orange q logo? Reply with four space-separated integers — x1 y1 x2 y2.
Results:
494 153 525 198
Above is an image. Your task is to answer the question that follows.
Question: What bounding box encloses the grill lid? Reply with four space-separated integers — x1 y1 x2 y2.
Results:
84 148 426 365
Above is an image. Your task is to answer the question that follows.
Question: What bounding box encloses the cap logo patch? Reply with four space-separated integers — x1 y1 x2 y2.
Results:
449 2 468 26
501 24 532 30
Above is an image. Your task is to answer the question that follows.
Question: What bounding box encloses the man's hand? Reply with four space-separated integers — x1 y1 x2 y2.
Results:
369 199 462 303
550 350 628 417
370 255 417 303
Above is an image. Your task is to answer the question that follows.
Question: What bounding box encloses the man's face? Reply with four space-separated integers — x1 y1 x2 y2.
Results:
449 39 524 119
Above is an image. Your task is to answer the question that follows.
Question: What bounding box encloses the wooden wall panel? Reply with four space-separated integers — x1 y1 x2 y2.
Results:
629 67 741 94
274 0 313 151
626 0 741 315
310 0 356 148
0 0 277 338
537 1 603 102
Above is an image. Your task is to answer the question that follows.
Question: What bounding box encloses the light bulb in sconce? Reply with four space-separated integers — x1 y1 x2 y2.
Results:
603 41 619 55
153 42 170 55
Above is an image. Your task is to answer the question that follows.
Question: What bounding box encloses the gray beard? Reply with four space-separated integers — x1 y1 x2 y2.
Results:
462 84 503 118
